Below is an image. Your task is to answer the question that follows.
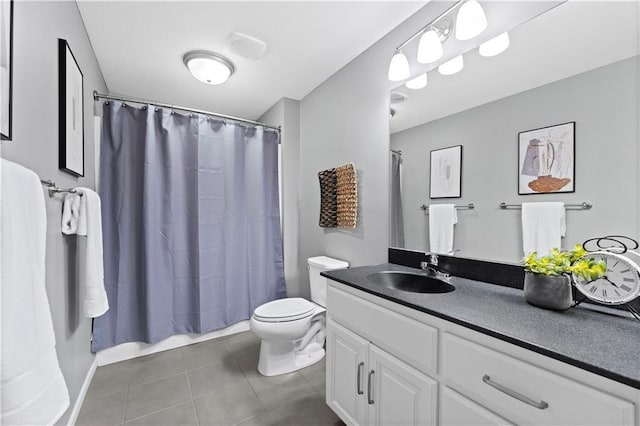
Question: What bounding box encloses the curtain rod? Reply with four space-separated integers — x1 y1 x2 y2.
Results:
93 91 281 133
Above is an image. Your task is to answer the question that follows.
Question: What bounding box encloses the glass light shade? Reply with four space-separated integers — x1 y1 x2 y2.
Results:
456 0 488 41
417 29 443 64
438 55 464 75
388 51 410 81
479 32 510 57
405 73 427 90
183 51 234 85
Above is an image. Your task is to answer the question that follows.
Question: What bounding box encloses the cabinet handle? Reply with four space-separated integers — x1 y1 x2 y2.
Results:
367 370 375 405
356 362 364 395
482 375 549 410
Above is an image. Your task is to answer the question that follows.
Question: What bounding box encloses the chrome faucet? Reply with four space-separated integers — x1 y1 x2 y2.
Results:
420 253 451 280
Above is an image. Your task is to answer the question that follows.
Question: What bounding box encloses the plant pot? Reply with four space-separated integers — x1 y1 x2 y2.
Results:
523 272 573 311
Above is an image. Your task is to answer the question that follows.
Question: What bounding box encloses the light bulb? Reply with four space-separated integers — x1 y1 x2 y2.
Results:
479 32 510 57
456 0 487 41
438 55 464 75
405 73 427 90
388 51 410 81
417 29 443 64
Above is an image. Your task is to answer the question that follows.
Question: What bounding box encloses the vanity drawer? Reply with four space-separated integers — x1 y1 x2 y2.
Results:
327 284 438 375
441 386 514 426
442 332 635 425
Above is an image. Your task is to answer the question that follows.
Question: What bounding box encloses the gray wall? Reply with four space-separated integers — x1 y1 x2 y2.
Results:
1 2 108 424
391 56 639 263
259 98 303 297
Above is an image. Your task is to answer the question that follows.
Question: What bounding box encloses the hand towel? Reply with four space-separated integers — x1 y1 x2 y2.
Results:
429 204 458 254
61 188 109 318
522 202 566 256
1 159 70 425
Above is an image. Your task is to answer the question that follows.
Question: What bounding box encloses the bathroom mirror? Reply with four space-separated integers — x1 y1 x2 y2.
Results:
389 1 640 263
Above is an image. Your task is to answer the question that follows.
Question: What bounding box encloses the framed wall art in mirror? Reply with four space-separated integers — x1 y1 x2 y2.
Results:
430 145 462 199
518 121 575 195
58 38 84 177
1 0 13 140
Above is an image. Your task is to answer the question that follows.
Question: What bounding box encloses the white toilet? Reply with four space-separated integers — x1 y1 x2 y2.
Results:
250 256 349 376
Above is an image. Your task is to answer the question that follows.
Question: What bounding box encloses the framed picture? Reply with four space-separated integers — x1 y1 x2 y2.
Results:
58 38 84 176
518 122 575 195
1 0 13 140
430 145 462 199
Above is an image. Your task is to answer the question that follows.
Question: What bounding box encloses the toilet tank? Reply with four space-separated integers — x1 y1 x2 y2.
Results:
308 256 349 307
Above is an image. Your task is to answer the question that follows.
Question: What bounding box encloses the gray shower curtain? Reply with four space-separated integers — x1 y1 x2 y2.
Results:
92 102 286 352
390 151 405 248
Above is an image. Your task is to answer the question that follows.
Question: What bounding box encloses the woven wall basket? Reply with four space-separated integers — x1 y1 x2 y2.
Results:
318 168 337 227
318 163 357 229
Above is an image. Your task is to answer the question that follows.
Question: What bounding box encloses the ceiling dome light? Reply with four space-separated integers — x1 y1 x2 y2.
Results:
183 51 235 85
417 29 443 64
456 0 487 41
405 73 427 90
388 51 410 81
438 55 464 75
479 32 510 57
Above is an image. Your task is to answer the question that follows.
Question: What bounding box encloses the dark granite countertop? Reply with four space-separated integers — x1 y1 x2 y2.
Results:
322 263 640 390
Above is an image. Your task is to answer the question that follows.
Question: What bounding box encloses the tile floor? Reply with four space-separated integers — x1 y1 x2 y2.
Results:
77 331 344 426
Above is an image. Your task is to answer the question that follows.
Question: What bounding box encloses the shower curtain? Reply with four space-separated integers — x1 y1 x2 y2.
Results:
390 151 405 248
92 102 286 352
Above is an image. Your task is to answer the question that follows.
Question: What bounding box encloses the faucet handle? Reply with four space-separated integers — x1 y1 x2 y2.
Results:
426 253 438 266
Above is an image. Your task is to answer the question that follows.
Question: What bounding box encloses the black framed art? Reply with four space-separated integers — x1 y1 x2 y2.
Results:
59 38 84 176
1 0 13 140
429 145 462 199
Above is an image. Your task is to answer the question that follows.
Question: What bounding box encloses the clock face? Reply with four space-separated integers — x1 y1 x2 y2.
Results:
572 252 640 305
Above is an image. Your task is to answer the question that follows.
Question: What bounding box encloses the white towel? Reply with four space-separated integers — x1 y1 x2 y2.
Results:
429 204 458 254
522 202 566 256
61 188 109 318
1 159 70 425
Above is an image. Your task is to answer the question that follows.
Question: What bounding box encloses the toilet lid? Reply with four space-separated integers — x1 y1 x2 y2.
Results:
254 298 315 322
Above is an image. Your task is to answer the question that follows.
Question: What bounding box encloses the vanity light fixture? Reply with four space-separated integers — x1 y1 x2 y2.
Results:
479 32 510 57
405 73 427 90
455 0 488 41
388 50 411 81
183 51 235 85
438 55 464 75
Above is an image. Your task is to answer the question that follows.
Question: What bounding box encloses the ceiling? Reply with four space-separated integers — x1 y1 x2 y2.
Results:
77 1 426 121
390 1 640 133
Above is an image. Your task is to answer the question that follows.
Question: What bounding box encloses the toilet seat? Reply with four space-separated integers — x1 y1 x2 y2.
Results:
253 298 315 323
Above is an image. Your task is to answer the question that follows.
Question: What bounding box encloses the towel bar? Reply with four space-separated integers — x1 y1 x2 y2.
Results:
420 203 474 211
40 179 81 197
498 201 592 210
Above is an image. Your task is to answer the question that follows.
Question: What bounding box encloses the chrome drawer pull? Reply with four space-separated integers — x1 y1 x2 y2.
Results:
356 362 364 395
482 375 549 410
367 370 375 405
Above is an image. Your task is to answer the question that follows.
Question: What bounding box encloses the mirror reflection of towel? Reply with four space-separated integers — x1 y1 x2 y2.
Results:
522 202 566 255
429 204 457 254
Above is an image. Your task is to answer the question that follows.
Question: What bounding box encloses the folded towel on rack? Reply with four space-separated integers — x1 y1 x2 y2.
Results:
429 204 458 254
62 188 109 318
522 202 566 256
1 159 70 425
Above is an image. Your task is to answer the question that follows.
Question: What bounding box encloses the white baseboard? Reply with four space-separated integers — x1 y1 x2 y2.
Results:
96 321 251 366
67 358 98 426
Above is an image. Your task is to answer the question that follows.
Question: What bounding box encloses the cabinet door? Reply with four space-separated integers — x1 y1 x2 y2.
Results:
441 386 514 426
326 319 369 426
367 345 437 426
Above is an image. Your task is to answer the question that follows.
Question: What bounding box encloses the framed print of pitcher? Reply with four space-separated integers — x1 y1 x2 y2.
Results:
518 122 575 194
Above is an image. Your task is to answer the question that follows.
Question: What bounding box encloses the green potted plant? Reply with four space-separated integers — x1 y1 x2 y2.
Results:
522 245 606 310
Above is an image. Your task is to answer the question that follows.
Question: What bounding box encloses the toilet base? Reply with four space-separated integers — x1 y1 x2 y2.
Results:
257 336 325 376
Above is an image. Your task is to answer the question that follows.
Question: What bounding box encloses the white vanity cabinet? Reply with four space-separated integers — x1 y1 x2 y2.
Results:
325 280 640 426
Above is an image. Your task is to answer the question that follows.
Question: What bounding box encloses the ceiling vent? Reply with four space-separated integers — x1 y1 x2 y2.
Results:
225 32 267 60
390 92 409 104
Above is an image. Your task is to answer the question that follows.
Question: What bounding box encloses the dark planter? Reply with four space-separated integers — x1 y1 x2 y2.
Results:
524 272 573 311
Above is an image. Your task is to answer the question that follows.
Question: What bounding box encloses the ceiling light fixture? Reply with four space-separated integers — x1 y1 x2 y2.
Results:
479 32 510 57
388 51 411 81
438 55 464 75
183 51 235 85
456 0 488 41
405 73 427 90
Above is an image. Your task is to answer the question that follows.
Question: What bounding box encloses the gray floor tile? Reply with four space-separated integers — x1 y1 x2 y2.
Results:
129 348 186 386
188 356 247 398
182 338 232 370
225 331 261 358
265 391 343 426
236 351 260 377
125 401 198 425
125 373 191 422
76 390 126 426
246 370 316 409
299 360 326 392
85 360 132 400
194 381 265 425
